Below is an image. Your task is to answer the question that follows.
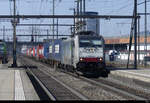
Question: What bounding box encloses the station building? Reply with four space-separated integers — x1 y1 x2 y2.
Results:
105 35 150 51
104 35 150 61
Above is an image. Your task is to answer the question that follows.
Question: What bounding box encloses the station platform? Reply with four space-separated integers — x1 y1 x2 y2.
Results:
0 59 39 100
109 68 150 83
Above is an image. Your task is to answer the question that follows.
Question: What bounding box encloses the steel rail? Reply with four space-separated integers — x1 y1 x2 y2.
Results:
22 56 147 100
19 58 57 101
20 58 56 100
81 77 146 100
39 62 147 100
22 57 88 100
27 68 56 101
38 68 88 100
59 70 147 100
32 59 146 100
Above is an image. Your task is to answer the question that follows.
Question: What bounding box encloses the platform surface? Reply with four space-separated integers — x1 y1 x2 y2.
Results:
0 60 39 100
0 65 14 100
109 68 150 82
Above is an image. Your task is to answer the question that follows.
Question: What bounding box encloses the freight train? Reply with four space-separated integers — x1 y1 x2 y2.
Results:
24 31 106 75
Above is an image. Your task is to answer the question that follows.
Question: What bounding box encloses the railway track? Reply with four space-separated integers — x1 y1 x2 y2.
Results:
90 78 149 100
61 70 149 100
19 57 88 100
20 56 149 100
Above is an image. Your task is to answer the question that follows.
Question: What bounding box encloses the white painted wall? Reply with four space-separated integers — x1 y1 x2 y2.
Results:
118 53 146 61
127 45 150 51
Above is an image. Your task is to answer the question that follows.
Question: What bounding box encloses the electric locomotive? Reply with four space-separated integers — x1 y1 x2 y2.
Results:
61 31 105 74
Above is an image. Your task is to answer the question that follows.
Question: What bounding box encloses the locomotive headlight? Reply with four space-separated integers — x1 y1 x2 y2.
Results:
99 57 103 62
80 58 83 61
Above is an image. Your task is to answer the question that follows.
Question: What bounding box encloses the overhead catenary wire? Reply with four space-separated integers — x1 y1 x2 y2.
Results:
0 0 149 42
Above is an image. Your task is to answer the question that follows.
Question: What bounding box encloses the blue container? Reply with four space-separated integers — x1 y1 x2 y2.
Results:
47 41 53 60
44 39 63 62
43 42 50 59
35 46 37 57
52 39 63 62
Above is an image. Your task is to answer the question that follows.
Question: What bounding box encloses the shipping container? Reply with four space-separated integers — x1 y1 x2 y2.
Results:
44 39 63 62
52 39 63 62
29 48 32 56
33 46 35 57
43 42 50 59
37 44 44 59
26 48 29 56
47 40 53 60
35 46 37 57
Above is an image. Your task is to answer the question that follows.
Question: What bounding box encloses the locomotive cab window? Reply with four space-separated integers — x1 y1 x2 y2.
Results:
79 39 102 47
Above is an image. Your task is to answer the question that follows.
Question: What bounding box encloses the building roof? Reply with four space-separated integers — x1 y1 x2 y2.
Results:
104 36 150 44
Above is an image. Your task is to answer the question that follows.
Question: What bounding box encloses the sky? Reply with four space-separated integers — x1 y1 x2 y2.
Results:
0 0 150 42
